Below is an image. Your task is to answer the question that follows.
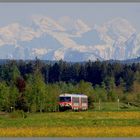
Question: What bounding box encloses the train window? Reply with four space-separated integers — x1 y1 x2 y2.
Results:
81 98 87 103
60 97 71 102
72 97 79 103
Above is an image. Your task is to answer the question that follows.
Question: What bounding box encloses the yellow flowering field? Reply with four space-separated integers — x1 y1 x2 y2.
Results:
0 126 140 137
0 111 140 137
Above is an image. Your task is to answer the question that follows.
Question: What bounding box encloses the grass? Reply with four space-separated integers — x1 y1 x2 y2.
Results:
0 102 140 137
0 112 140 128
93 102 140 111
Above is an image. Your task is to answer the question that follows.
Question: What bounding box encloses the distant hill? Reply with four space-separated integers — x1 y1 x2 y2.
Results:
0 57 140 65
122 57 140 64
105 57 140 64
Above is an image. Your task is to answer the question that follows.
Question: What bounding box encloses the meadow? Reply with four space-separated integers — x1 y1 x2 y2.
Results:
0 102 140 137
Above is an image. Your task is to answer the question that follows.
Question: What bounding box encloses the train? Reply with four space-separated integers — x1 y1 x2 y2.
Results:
59 93 88 111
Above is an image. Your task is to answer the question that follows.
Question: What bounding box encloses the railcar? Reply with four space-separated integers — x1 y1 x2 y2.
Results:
59 93 88 111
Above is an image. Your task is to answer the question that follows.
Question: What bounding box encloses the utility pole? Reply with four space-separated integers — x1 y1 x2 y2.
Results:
117 98 120 111
99 99 101 111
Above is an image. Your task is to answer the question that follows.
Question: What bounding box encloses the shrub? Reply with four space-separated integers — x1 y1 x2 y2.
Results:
9 110 27 118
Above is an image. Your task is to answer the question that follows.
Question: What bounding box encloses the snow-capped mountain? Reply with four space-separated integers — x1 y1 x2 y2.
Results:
0 16 140 61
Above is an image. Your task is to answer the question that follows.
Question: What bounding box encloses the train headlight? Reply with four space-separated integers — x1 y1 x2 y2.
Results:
60 104 64 107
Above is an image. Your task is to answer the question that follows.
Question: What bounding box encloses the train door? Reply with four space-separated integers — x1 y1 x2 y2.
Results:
72 97 80 110
81 97 88 110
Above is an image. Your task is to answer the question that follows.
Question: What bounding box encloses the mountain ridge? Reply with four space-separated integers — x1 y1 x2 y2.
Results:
0 16 140 61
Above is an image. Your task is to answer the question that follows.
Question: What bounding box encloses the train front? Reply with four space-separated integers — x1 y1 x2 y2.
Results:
59 94 72 111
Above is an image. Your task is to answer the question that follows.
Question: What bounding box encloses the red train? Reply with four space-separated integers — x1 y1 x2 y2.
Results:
59 93 88 111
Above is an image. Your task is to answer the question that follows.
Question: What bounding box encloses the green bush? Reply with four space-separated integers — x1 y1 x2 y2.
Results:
9 110 27 118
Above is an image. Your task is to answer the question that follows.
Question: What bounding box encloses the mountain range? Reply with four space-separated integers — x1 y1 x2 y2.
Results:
0 16 140 61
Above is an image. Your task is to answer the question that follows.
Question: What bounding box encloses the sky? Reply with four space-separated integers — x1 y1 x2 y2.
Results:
0 3 140 31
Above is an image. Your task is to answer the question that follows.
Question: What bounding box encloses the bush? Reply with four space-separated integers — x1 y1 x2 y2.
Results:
9 110 27 118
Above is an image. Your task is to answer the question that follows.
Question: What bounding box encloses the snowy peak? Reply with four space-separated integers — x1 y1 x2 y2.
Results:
57 17 91 35
75 19 91 35
32 15 66 32
0 22 40 46
103 17 136 41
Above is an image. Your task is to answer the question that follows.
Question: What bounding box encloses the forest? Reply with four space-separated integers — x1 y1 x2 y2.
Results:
0 58 140 112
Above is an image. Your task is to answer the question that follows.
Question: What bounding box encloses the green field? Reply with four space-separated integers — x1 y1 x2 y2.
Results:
93 102 140 111
0 102 140 137
0 111 140 128
0 110 140 128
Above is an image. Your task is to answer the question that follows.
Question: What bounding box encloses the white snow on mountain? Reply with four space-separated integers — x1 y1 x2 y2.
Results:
106 17 136 39
57 16 91 36
96 17 136 45
75 19 91 35
0 23 40 46
32 15 66 32
57 16 75 32
53 48 67 60
0 16 140 61
32 48 48 55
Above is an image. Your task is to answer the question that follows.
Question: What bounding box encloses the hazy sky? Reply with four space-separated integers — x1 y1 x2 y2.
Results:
0 3 140 31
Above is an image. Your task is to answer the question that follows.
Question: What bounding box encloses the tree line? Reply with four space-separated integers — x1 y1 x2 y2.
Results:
0 59 140 112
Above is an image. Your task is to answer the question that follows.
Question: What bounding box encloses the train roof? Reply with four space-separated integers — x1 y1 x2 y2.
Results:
59 93 88 98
